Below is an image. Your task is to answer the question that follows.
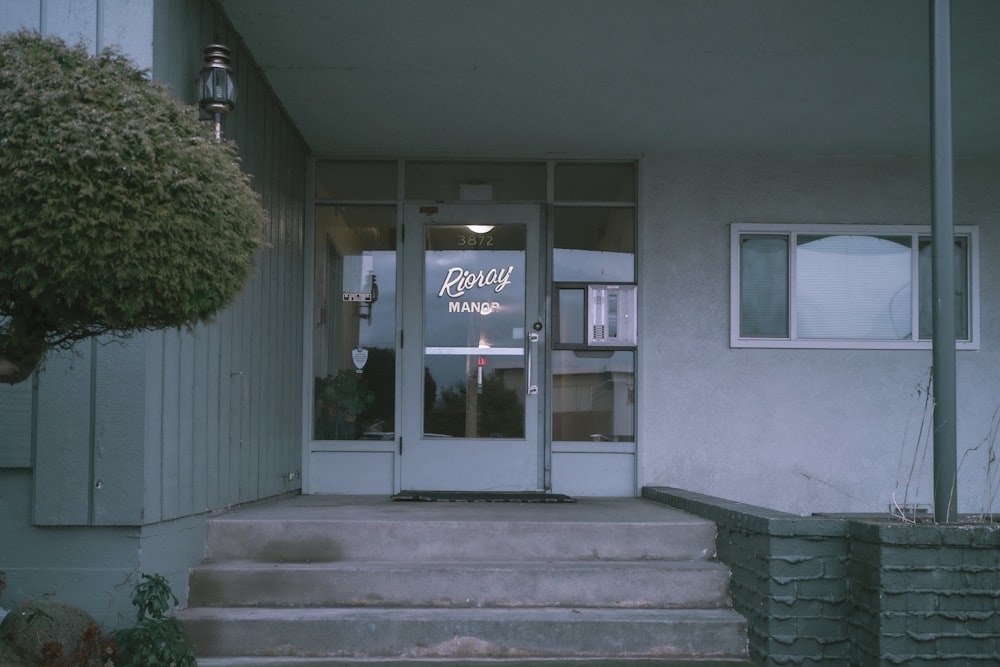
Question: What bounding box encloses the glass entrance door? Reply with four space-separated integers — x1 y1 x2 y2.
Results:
400 204 543 491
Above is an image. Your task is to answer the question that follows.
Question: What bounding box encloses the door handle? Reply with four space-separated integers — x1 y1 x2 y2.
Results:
526 332 539 395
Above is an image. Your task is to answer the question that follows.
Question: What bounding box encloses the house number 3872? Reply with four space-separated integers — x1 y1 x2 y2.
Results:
457 234 494 247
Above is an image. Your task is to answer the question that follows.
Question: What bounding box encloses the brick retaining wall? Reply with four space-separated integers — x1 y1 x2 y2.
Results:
643 487 1000 667
847 519 1000 666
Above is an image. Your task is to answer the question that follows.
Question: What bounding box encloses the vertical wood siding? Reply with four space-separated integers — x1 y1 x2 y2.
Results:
142 0 308 523
0 380 31 468
0 0 308 526
1 0 156 525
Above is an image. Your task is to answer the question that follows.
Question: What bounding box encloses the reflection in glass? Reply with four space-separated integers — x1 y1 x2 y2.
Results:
554 287 586 346
552 351 634 442
313 205 396 440
554 162 636 202
552 206 636 441
918 237 969 340
423 225 526 438
422 354 525 438
554 207 635 281
796 235 911 340
315 160 397 200
740 236 789 338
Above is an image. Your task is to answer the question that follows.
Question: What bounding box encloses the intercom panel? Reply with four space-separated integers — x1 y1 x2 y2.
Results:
587 284 637 347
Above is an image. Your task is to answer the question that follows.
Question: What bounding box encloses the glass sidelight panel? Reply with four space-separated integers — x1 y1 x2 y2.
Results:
313 205 396 440
551 351 635 442
422 224 527 438
552 206 636 443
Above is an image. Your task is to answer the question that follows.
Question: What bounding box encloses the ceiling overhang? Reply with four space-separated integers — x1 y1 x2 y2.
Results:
219 0 1000 158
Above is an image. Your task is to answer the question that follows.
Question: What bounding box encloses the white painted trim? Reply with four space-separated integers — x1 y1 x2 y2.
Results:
424 347 522 355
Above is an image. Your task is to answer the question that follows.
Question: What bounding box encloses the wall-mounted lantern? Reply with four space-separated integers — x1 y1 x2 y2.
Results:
197 44 237 141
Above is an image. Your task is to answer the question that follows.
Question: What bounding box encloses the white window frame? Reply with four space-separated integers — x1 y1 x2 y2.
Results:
730 223 980 350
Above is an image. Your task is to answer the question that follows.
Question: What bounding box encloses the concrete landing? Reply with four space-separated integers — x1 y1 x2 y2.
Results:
197 660 755 667
206 494 715 526
204 495 718 562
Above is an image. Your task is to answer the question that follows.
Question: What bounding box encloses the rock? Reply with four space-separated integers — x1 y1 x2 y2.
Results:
0 598 104 666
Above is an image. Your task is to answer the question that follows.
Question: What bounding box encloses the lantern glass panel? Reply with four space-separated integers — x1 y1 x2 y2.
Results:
199 68 236 110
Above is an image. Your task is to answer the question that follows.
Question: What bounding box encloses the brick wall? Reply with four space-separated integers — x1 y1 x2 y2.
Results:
644 487 1000 667
847 520 1000 666
645 487 850 665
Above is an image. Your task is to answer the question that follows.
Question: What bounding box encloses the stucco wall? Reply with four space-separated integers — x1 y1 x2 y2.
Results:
639 155 1000 515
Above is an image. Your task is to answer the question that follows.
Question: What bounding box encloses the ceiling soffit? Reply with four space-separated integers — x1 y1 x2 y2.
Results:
220 0 1000 158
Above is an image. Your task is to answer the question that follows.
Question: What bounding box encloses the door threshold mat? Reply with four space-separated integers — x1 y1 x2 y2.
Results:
392 490 576 503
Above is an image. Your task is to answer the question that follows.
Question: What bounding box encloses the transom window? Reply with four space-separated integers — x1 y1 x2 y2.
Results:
731 224 979 349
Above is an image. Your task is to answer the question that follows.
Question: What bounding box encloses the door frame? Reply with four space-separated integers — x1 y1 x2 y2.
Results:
397 203 547 492
303 158 639 497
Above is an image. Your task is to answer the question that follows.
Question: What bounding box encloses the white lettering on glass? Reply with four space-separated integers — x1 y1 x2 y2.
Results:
438 266 514 298
449 301 501 314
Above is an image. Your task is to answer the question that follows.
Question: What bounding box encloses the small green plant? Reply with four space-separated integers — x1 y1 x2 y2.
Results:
113 574 195 667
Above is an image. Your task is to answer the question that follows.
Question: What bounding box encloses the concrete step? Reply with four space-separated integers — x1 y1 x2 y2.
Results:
185 498 748 664
179 607 749 660
204 502 717 563
188 560 732 609
196 658 755 666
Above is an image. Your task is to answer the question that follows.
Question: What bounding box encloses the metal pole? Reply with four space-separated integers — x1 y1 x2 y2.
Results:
930 0 958 523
